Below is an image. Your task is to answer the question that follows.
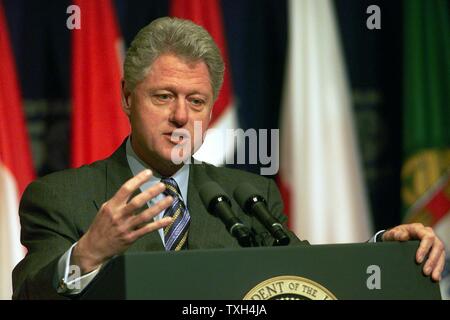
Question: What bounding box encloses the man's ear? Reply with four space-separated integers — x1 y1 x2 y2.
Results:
121 80 132 116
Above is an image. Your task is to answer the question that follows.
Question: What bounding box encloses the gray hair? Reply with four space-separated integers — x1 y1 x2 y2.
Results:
124 17 225 100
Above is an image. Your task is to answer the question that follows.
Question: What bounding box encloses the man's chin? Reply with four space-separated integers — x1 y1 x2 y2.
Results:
159 146 193 165
168 152 192 165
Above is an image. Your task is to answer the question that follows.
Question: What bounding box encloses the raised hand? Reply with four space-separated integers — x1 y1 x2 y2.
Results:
71 169 173 273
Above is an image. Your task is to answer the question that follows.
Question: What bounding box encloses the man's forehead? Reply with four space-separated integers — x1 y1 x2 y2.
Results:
151 53 208 73
143 54 213 92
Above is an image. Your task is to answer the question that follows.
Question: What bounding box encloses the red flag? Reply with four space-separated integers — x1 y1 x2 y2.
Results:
170 0 237 165
0 2 35 299
71 0 130 167
0 4 35 193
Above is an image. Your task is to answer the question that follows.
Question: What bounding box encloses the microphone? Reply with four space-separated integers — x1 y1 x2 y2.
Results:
199 181 252 247
234 183 290 246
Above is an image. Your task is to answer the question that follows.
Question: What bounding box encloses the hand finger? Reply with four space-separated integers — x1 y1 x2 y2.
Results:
127 196 174 229
416 237 435 264
110 169 152 206
431 252 446 282
122 182 166 217
404 223 433 241
411 224 442 263
383 228 409 242
129 216 173 241
422 238 445 275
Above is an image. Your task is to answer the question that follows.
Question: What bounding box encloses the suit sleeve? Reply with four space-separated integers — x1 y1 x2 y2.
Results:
12 179 79 300
265 178 309 246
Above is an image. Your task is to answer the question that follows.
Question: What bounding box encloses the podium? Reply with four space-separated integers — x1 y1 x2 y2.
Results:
81 241 441 300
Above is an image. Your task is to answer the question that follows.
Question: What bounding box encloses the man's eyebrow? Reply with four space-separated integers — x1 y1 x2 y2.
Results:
188 91 209 97
150 86 210 97
149 86 176 92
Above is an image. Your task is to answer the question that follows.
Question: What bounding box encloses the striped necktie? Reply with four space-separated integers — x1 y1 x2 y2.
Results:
161 178 190 251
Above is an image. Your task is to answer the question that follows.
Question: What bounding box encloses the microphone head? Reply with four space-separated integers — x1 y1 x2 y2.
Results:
233 182 262 211
199 181 231 211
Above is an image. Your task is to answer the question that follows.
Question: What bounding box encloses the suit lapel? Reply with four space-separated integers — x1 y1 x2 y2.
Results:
185 168 211 249
187 162 240 249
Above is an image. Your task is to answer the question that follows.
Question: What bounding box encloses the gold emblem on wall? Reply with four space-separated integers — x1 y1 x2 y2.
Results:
402 149 450 225
402 149 450 207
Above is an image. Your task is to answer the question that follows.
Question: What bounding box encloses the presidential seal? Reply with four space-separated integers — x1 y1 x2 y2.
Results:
243 276 337 300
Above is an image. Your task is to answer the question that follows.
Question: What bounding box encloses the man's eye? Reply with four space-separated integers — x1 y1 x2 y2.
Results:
190 98 204 106
157 94 171 100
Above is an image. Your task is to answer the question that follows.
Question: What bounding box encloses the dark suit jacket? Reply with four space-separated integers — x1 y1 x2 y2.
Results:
12 141 306 299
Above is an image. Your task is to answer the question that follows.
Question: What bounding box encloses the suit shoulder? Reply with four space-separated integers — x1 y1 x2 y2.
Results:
200 162 272 185
26 158 107 192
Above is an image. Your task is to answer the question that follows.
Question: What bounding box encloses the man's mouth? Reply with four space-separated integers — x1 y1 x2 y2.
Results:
163 132 189 145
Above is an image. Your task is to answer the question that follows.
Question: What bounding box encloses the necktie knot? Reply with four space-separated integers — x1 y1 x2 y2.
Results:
161 177 181 199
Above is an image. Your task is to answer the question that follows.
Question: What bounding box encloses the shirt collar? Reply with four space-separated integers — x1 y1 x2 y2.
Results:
125 137 189 202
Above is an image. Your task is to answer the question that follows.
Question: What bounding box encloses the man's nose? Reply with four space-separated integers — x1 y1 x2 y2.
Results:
170 98 189 127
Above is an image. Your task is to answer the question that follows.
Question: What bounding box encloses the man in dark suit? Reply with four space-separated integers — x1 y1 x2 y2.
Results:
12 17 445 299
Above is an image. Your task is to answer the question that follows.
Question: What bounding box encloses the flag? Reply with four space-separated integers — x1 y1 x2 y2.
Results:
279 0 373 244
71 0 129 168
402 0 450 300
170 0 237 165
0 2 35 299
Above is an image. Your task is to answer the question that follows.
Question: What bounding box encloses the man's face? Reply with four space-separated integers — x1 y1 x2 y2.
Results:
122 53 213 172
